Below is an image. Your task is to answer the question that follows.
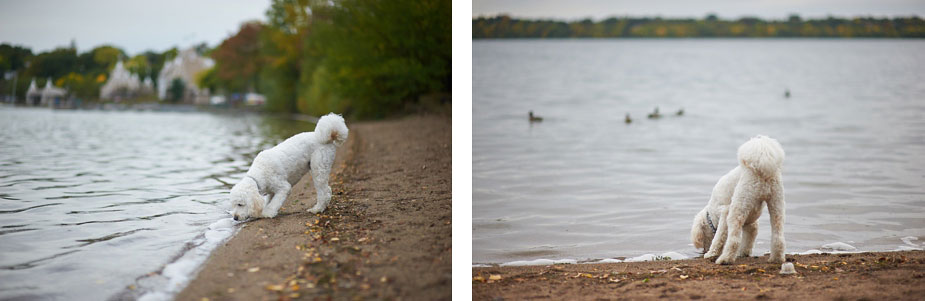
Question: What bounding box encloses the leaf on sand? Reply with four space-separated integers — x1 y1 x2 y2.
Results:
489 274 502 281
473 276 486 282
679 275 689 280
265 284 284 291
247 267 260 273
330 237 340 242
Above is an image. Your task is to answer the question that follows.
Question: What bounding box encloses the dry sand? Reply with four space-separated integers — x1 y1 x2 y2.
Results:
473 251 925 300
177 114 451 300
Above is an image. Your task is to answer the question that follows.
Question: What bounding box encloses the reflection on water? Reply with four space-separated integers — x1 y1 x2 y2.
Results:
473 39 925 264
0 107 314 299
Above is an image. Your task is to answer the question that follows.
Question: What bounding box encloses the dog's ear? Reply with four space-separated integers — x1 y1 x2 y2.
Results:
249 189 265 217
691 211 711 252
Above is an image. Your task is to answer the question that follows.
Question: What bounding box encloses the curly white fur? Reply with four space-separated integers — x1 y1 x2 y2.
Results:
691 135 786 264
230 113 348 220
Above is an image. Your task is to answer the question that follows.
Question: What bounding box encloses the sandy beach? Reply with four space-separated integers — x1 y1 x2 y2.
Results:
177 114 451 300
473 250 925 300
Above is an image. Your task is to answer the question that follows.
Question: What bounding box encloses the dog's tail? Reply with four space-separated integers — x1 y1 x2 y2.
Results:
315 113 349 146
737 135 785 178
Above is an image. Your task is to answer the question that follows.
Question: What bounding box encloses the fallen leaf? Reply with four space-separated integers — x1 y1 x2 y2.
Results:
608 278 621 283
380 276 388 283
489 274 502 281
265 284 284 291
358 237 368 242
331 237 340 242
227 288 235 293
679 275 689 280
289 293 301 298
757 268 766 273
247 267 260 273
473 276 486 282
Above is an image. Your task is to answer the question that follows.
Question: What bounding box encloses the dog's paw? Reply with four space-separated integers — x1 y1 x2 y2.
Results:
261 210 278 218
703 251 718 259
715 255 735 265
768 255 785 263
308 206 325 214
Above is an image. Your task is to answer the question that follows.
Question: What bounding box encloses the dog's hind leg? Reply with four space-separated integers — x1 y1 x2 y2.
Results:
767 194 786 263
716 199 747 264
738 222 758 257
704 206 729 259
308 157 334 214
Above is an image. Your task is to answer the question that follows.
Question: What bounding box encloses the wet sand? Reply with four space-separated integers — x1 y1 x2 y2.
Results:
473 251 925 300
177 115 451 300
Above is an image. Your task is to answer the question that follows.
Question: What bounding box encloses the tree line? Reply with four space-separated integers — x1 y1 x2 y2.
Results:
0 43 185 103
473 14 925 38
201 0 451 119
1 0 451 119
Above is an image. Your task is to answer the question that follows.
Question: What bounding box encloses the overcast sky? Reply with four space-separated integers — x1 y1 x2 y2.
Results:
473 0 925 21
0 0 269 55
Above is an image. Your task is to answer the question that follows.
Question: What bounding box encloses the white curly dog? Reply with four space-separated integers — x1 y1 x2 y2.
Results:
230 113 348 221
691 135 786 264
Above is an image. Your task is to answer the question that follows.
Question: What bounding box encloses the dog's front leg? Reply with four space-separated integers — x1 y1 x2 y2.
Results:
262 184 291 218
704 206 729 259
738 222 758 257
767 193 786 263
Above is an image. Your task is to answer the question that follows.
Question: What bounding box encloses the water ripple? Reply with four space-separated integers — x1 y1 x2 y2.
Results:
0 203 62 214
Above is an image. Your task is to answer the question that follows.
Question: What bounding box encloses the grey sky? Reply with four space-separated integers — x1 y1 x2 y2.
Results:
473 0 925 21
0 0 269 55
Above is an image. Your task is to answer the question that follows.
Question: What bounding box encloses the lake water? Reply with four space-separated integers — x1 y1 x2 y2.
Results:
473 39 925 264
0 107 314 300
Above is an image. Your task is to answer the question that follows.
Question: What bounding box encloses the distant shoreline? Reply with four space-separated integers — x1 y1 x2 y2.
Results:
473 15 925 39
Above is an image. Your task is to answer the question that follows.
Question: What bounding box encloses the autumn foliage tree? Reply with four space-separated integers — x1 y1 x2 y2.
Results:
210 22 265 94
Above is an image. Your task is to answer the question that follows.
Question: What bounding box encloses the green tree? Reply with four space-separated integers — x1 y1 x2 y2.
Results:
305 0 452 118
168 78 185 103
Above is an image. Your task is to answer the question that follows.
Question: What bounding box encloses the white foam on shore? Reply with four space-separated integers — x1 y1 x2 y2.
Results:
896 236 922 251
500 258 577 267
137 218 238 301
481 239 923 268
625 252 689 262
821 242 857 252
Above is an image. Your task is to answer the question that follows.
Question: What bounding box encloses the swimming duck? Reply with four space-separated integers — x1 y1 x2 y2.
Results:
784 89 791 98
676 108 684 116
647 106 661 119
625 113 632 124
528 111 543 122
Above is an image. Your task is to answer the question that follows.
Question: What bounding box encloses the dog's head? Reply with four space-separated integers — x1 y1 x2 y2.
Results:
691 209 715 253
229 178 265 221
